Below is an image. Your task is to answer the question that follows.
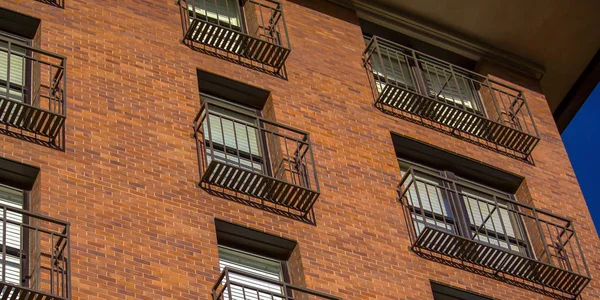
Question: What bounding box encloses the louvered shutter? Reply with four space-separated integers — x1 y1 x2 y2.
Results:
203 98 263 174
0 184 23 287
219 247 284 300
188 0 241 27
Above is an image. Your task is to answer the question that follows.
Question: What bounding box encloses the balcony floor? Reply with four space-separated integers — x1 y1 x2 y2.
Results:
413 226 590 297
0 96 65 140
376 85 539 156
0 281 67 300
185 19 290 70
201 161 319 215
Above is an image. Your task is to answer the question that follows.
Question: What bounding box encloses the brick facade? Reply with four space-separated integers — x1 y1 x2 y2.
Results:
0 0 598 299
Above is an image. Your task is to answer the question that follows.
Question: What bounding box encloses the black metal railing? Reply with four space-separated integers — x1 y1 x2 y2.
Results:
398 168 590 297
180 0 291 73
0 204 70 299
212 267 342 300
363 36 540 159
36 0 65 8
194 100 319 218
0 37 66 149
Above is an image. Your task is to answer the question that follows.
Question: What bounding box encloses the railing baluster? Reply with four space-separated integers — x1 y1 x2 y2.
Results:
2 207 6 284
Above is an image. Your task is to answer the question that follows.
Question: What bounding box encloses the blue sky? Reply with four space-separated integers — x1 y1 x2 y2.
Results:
562 83 600 234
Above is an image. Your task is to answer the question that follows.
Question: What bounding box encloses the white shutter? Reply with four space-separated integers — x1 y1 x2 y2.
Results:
0 184 23 287
188 0 241 27
219 247 284 300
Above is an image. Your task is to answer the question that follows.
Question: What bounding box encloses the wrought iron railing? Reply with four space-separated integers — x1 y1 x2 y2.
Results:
194 100 319 218
0 37 66 149
363 36 540 159
397 167 590 297
212 267 342 300
36 0 65 8
180 0 291 73
0 204 70 299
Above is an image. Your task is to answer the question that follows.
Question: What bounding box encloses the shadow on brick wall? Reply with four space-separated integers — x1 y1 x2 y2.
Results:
200 183 317 225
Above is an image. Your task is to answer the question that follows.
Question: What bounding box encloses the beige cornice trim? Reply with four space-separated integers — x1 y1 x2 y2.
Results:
329 0 546 79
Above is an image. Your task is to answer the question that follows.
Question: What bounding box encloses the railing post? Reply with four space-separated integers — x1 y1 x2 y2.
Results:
1 207 6 283
373 37 389 93
306 133 319 193
532 207 553 266
66 224 71 299
278 1 290 49
485 78 505 125
225 269 232 300
570 222 590 277
408 168 429 234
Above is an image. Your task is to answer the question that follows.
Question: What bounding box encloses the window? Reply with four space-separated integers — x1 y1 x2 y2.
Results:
0 9 67 149
364 35 483 114
365 36 416 92
419 57 482 113
214 220 296 300
188 0 242 29
187 0 245 54
219 246 287 299
399 159 530 257
201 94 265 174
0 183 25 288
0 33 29 124
431 282 493 300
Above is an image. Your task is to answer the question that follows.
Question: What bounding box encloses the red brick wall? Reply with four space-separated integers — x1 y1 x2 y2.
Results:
0 0 598 299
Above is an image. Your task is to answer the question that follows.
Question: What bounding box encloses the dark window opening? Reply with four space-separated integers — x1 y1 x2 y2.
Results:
431 282 493 300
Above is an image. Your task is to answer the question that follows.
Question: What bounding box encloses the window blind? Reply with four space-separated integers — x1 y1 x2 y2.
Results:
203 97 264 174
0 184 23 287
460 187 525 254
0 39 26 103
400 167 456 235
188 0 241 27
219 247 284 300
419 58 478 111
365 37 415 92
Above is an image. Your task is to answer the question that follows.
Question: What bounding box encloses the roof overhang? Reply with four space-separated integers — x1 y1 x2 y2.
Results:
328 0 600 131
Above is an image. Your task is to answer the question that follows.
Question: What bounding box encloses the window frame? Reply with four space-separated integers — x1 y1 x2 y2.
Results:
201 93 273 176
0 182 30 288
218 245 293 299
187 0 247 32
0 31 32 106
399 158 532 258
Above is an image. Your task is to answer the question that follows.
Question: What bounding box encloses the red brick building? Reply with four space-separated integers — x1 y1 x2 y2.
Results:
0 0 598 299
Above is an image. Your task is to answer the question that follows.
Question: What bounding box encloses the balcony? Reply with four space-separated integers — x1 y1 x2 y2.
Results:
194 100 320 220
0 37 66 149
398 168 590 298
363 36 540 160
212 267 342 300
0 204 70 299
179 0 291 74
